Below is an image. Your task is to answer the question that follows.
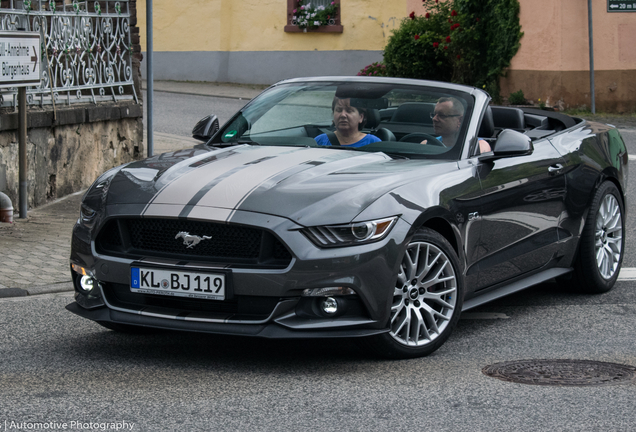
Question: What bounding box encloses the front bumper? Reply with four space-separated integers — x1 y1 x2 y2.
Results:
68 212 411 338
66 295 388 338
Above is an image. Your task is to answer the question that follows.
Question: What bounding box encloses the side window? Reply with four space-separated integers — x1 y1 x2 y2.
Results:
285 0 343 33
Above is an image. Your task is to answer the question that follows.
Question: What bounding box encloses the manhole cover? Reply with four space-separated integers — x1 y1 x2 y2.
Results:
482 359 636 387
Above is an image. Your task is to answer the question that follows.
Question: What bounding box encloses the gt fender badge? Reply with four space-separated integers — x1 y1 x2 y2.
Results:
175 232 212 248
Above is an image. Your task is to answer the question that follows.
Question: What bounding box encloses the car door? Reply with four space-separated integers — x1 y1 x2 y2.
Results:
472 138 567 290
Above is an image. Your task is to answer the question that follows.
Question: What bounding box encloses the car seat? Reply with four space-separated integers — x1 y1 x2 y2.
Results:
491 106 526 131
390 103 435 125
367 109 396 141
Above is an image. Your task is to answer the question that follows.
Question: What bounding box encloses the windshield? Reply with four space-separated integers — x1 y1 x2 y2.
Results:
210 81 474 160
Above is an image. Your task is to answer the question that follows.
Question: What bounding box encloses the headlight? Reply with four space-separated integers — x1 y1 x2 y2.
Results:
302 216 398 247
78 164 127 227
79 203 97 224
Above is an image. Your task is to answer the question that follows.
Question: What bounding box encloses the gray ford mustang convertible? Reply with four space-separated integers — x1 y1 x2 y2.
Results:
67 77 628 358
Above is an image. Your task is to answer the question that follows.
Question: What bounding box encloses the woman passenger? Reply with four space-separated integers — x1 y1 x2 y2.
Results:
314 97 381 147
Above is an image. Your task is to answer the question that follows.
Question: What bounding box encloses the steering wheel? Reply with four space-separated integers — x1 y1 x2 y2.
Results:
399 133 445 147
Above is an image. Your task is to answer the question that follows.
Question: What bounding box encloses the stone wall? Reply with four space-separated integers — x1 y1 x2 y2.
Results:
0 102 143 209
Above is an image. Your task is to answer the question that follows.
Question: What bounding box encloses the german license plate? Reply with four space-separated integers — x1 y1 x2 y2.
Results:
130 267 225 300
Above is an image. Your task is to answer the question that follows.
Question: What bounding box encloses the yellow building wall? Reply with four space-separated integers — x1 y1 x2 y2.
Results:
138 0 634 110
137 0 407 53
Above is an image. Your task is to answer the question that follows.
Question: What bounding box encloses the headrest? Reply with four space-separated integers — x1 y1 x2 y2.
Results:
478 106 495 138
390 103 435 124
491 106 525 129
365 109 381 129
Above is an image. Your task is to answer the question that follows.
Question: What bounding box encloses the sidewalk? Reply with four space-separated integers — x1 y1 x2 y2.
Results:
0 80 260 298
143 80 267 100
0 191 81 297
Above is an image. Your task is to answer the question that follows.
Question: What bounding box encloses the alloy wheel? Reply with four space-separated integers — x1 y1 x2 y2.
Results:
390 241 458 346
595 193 623 279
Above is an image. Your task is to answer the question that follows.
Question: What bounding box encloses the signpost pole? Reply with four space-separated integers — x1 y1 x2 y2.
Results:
146 0 153 157
18 87 27 218
588 0 595 114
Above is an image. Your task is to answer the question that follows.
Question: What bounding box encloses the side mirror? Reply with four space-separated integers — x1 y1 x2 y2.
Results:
192 115 219 142
479 129 533 162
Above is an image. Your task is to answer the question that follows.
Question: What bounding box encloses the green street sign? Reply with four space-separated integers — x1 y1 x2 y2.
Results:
608 1 636 12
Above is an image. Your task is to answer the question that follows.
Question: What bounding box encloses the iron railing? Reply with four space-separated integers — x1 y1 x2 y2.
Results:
0 0 137 108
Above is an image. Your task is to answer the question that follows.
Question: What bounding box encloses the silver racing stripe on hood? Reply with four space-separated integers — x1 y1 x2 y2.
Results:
142 147 284 215
142 147 331 218
190 148 344 215
190 147 338 219
176 158 277 219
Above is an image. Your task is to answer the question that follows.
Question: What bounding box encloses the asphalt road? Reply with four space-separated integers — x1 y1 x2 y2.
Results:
1 91 635 431
2 281 636 431
142 89 249 137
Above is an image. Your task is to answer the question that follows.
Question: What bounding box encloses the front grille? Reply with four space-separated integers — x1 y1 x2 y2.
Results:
96 218 292 267
129 219 261 258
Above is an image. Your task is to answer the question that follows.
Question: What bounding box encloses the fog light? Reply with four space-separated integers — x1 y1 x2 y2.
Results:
79 275 95 293
321 297 338 314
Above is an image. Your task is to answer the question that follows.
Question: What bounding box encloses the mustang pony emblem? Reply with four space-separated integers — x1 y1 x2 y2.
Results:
175 232 212 248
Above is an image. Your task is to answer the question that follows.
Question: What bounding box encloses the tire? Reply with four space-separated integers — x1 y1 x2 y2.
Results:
365 229 464 359
97 321 159 334
568 181 625 293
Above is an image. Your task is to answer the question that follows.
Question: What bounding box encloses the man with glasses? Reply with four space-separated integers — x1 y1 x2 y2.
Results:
425 97 491 153
429 97 464 147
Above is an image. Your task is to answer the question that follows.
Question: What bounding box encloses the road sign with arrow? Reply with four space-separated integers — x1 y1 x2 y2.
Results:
608 1 636 12
0 31 41 88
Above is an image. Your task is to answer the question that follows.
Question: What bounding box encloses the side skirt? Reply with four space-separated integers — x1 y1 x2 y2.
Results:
462 267 572 311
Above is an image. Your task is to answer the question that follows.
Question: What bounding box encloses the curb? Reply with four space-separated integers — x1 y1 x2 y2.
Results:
144 87 255 101
0 281 74 298
0 288 28 298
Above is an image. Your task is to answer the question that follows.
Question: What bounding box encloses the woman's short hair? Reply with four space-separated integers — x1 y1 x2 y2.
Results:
332 97 368 131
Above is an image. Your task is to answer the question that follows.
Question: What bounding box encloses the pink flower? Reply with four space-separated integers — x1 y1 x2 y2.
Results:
293 8 297 13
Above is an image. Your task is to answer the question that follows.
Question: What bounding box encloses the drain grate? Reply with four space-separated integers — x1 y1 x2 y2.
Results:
482 359 636 387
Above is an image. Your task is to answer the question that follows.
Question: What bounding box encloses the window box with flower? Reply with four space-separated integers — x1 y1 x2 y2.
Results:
285 0 342 33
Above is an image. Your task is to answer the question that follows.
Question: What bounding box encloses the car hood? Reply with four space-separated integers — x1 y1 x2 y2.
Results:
104 145 455 226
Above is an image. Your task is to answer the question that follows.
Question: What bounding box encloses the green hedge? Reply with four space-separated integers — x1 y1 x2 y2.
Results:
382 0 523 101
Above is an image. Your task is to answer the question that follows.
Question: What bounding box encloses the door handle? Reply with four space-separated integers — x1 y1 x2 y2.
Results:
548 164 563 174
